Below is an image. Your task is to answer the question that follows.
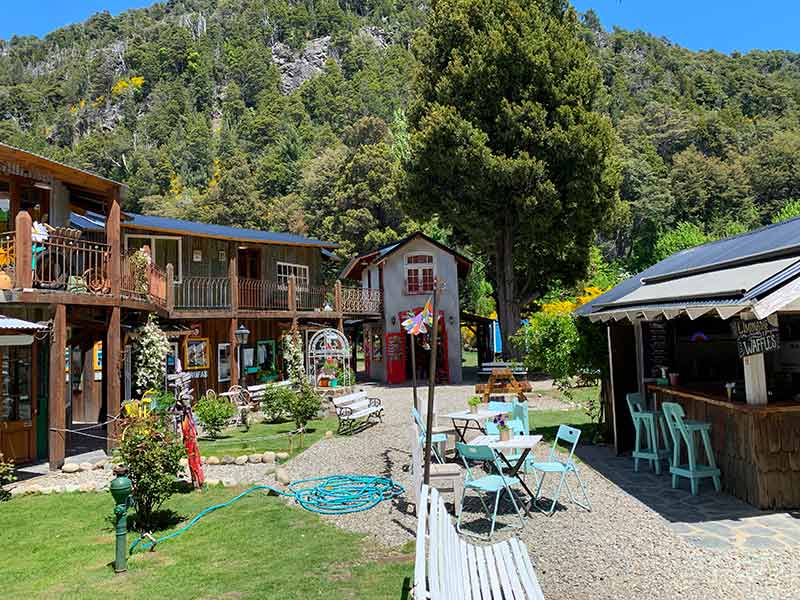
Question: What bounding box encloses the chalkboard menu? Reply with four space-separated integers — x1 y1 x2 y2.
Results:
731 318 780 358
643 321 671 377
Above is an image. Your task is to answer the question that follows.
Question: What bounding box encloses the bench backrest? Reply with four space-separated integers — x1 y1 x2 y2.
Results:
330 391 368 407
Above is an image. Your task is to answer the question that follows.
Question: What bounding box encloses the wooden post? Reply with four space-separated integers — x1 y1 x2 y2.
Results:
49 304 66 470
15 210 32 288
229 317 239 388
229 255 239 313
107 190 121 296
334 280 344 332
105 307 121 450
166 263 175 313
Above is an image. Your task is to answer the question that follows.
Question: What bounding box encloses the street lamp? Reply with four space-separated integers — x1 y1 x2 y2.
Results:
235 324 250 387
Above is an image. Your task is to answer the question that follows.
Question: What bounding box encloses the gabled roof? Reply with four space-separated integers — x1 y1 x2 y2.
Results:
122 212 337 249
339 231 473 280
577 216 800 321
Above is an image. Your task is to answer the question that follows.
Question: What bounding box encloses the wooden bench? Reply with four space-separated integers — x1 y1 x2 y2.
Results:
414 485 545 600
329 390 383 433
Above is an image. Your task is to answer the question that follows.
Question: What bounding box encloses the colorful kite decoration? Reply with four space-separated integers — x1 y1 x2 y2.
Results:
402 299 434 336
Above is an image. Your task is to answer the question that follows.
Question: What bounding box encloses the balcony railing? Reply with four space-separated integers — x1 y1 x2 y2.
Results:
33 234 111 293
239 277 288 311
174 277 231 310
296 284 330 311
0 231 15 283
341 287 382 314
121 252 168 307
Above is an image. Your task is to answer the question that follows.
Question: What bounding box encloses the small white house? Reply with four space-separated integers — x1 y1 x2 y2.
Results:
340 232 472 384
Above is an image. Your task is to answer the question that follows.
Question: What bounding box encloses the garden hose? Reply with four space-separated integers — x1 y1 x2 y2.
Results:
129 474 403 554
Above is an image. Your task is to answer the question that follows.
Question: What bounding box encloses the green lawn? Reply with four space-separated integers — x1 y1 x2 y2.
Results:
462 350 478 368
541 384 600 408
197 416 340 457
529 408 594 441
0 488 412 599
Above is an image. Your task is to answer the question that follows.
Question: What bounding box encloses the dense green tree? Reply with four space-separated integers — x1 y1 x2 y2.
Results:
652 222 713 263
405 0 621 353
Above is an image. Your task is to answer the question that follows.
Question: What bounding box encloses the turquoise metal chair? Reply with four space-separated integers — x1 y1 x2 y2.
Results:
412 407 446 464
485 417 528 472
512 399 531 434
455 442 527 538
661 402 721 496
488 400 514 414
626 392 671 475
531 425 591 516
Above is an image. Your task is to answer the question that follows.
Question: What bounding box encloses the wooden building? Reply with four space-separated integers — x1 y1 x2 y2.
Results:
0 143 381 469
576 220 800 509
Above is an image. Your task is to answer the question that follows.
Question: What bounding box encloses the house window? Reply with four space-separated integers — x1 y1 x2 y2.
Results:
276 262 309 289
405 254 434 294
125 234 183 282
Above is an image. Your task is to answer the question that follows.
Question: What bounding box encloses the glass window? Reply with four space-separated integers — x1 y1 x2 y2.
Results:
155 238 179 271
218 343 231 383
405 254 434 294
125 235 182 282
0 347 32 422
276 262 309 289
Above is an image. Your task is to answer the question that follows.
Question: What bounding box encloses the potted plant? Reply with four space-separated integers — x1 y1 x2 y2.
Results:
467 395 481 415
493 415 512 442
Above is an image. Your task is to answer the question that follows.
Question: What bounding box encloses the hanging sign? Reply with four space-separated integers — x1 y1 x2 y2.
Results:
732 318 780 358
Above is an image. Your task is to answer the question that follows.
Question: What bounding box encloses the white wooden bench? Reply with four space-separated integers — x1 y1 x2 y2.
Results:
329 390 383 433
414 485 545 600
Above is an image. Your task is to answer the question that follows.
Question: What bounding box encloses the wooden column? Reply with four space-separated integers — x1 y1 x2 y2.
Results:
105 307 122 450
166 263 175 313
107 190 121 296
229 255 239 313
49 304 66 470
229 317 239 388
15 210 32 288
334 280 344 332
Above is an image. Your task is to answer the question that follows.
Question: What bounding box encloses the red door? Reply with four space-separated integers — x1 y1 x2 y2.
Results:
386 333 406 384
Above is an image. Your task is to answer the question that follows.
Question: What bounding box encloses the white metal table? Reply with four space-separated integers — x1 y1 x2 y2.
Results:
445 408 507 442
471 434 543 501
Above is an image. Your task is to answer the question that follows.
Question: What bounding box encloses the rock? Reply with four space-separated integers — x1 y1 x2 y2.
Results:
205 478 221 487
248 453 263 464
222 478 237 487
201 456 208 465
179 457 189 467
276 468 291 485
222 455 235 465
10 486 26 497
235 455 248 466
41 487 54 495
103 462 114 471
94 458 108 469
61 463 80 474
79 482 96 493
207 456 221 465
64 484 80 493
276 452 290 461
79 462 95 472
261 451 276 464
272 36 334 93
95 483 108 492
262 465 276 476
325 430 334 439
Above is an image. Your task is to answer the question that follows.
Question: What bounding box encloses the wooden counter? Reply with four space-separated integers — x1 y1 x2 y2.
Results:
648 384 800 509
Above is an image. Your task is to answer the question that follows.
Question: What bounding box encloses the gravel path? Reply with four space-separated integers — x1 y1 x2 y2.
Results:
285 382 800 600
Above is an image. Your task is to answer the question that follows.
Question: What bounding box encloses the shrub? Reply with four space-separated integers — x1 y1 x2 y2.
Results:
194 392 235 439
0 452 16 501
261 384 294 422
336 366 356 386
117 415 185 530
286 382 322 430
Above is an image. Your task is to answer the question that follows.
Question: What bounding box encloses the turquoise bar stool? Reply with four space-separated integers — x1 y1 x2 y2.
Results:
626 393 671 475
661 402 721 495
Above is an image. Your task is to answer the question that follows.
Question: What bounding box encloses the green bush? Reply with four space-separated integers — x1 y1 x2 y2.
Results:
117 415 185 530
336 366 356 386
194 392 236 439
0 452 16 501
261 384 294 422
287 381 322 430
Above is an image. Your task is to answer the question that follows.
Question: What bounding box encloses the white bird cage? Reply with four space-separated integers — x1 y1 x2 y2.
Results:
307 328 352 390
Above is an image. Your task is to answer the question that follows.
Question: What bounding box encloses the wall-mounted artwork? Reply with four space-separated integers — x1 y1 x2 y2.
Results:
166 341 179 374
193 249 203 262
218 249 226 262
184 337 210 370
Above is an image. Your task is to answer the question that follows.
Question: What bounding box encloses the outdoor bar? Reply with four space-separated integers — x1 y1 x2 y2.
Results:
577 222 800 509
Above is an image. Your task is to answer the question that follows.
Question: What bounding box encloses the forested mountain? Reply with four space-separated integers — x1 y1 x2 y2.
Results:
3 1 800 305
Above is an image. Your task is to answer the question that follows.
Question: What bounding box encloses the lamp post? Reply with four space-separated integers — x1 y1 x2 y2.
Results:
235 324 250 388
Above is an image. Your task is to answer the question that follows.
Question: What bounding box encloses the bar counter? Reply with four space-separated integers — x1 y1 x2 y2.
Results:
647 384 800 509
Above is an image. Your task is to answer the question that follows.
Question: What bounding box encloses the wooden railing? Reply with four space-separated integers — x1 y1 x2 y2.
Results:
239 277 289 311
174 277 231 310
121 252 168 307
341 287 383 314
32 234 111 293
296 284 329 311
0 231 15 282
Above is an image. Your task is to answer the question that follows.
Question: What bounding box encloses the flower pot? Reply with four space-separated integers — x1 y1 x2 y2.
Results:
330 379 338 387
0 271 11 290
668 373 680 387
499 428 511 442
469 404 479 415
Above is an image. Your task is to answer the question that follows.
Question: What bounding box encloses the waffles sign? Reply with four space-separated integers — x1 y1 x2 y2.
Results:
732 318 780 358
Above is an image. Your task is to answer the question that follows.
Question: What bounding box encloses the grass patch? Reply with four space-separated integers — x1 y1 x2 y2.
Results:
197 416 339 457
540 384 600 408
530 408 595 444
461 350 478 368
0 488 411 599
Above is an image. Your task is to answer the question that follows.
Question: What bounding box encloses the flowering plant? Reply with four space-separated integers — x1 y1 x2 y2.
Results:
492 415 510 431
467 395 482 407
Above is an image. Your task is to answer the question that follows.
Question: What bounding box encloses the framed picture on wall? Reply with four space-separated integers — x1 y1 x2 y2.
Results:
184 337 210 370
93 341 103 371
218 249 226 262
218 343 231 383
192 249 203 262
166 341 179 375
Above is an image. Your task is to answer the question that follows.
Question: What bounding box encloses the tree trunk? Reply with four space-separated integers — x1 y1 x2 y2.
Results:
495 221 521 359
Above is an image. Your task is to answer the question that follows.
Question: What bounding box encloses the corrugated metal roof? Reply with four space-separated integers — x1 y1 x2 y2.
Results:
0 316 47 330
577 216 800 316
70 212 105 232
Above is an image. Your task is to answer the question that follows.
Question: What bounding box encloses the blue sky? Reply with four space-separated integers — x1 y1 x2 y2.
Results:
0 1 797 55
572 1 800 54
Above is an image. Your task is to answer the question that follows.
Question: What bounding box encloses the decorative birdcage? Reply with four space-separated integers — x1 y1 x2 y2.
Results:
307 328 352 390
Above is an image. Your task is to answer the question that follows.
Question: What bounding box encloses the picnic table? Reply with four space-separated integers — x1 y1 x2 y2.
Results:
472 433 544 503
445 408 507 442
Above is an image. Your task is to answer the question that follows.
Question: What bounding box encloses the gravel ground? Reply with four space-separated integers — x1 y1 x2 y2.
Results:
285 382 800 600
